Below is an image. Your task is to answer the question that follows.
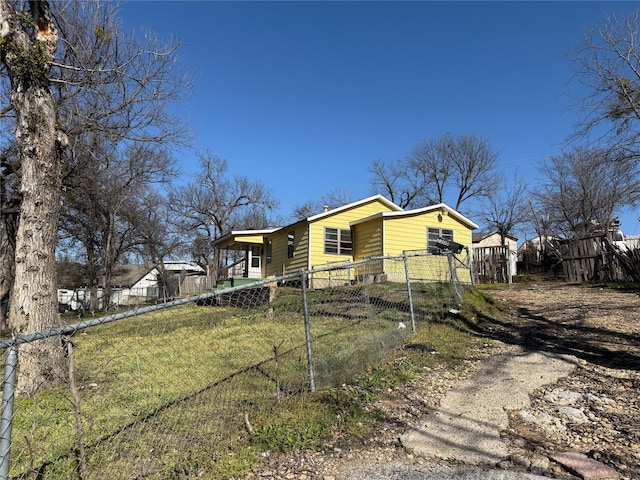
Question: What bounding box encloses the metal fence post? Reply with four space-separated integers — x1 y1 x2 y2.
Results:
0 342 18 480
403 252 416 333
300 270 316 392
447 253 462 303
468 247 477 286
447 253 456 301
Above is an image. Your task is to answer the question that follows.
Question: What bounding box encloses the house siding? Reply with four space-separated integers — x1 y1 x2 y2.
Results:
474 233 516 250
383 211 466 252
232 234 266 244
215 196 478 286
291 226 310 272
353 217 384 260
309 200 397 269
383 211 473 283
265 224 310 277
265 229 287 276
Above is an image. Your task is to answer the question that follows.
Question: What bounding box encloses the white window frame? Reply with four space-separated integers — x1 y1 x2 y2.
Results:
427 227 454 254
324 227 353 255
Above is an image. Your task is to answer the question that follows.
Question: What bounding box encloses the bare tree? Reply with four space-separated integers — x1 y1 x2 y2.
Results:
370 133 500 212
131 189 182 265
534 147 640 238
0 0 189 392
60 144 176 309
53 0 189 309
290 188 354 220
369 158 427 208
524 196 560 270
52 1 190 148
169 153 278 281
412 133 501 211
481 173 530 245
0 0 67 393
234 204 276 230
125 189 183 300
571 9 640 157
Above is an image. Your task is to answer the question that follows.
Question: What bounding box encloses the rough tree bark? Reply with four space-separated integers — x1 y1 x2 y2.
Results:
0 146 19 334
0 202 17 334
0 0 67 394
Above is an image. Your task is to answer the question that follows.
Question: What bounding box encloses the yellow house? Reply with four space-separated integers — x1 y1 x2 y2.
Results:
214 195 478 284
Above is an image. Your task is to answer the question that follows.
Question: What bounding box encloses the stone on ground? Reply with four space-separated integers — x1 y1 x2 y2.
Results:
550 452 619 480
401 349 576 465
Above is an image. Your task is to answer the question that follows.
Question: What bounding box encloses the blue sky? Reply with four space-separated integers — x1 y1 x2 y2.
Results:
120 1 640 239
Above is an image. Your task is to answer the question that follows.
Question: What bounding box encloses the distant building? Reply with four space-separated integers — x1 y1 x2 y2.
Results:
472 231 518 280
58 261 206 311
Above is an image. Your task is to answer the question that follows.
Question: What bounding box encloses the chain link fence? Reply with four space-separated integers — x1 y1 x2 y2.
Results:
0 251 470 479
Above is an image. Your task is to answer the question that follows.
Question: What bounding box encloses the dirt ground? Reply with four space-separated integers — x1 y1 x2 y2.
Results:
487 281 640 479
245 281 640 479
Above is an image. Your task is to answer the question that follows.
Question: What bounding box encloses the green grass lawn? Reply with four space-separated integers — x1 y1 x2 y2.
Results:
7 282 490 479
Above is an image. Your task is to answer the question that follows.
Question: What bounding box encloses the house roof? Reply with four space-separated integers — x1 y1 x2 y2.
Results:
472 231 518 243
215 195 403 248
57 262 149 289
109 265 153 288
58 261 204 289
351 203 479 230
214 228 280 249
306 195 402 222
109 262 205 288
214 197 480 251
162 261 206 273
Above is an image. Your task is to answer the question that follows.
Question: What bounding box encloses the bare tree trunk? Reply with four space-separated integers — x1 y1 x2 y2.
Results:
0 208 17 335
1 0 66 394
209 247 221 287
86 248 100 312
102 211 117 310
0 147 19 335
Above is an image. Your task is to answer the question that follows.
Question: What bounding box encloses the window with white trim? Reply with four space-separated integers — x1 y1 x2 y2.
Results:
324 227 353 255
266 240 272 263
287 231 295 258
427 227 454 254
250 246 261 268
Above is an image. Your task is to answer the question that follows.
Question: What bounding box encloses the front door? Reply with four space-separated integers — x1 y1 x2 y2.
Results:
248 245 262 278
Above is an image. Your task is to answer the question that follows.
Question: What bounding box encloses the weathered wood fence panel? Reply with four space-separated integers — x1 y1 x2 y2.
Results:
180 275 215 295
473 246 511 284
559 235 637 282
560 237 601 283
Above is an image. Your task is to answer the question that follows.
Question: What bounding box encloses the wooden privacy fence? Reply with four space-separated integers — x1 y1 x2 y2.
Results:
559 235 640 282
559 237 603 283
473 246 512 284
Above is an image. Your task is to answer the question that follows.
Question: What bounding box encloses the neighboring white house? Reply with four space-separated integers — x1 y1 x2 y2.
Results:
58 261 206 311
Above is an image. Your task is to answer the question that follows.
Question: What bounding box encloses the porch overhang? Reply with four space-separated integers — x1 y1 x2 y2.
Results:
214 228 278 251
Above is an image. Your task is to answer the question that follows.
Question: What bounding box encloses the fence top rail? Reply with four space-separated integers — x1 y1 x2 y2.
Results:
310 256 384 273
0 271 307 350
310 251 447 274
0 250 457 350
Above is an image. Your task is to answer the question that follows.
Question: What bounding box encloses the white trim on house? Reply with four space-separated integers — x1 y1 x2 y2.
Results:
306 195 403 222
351 203 479 230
